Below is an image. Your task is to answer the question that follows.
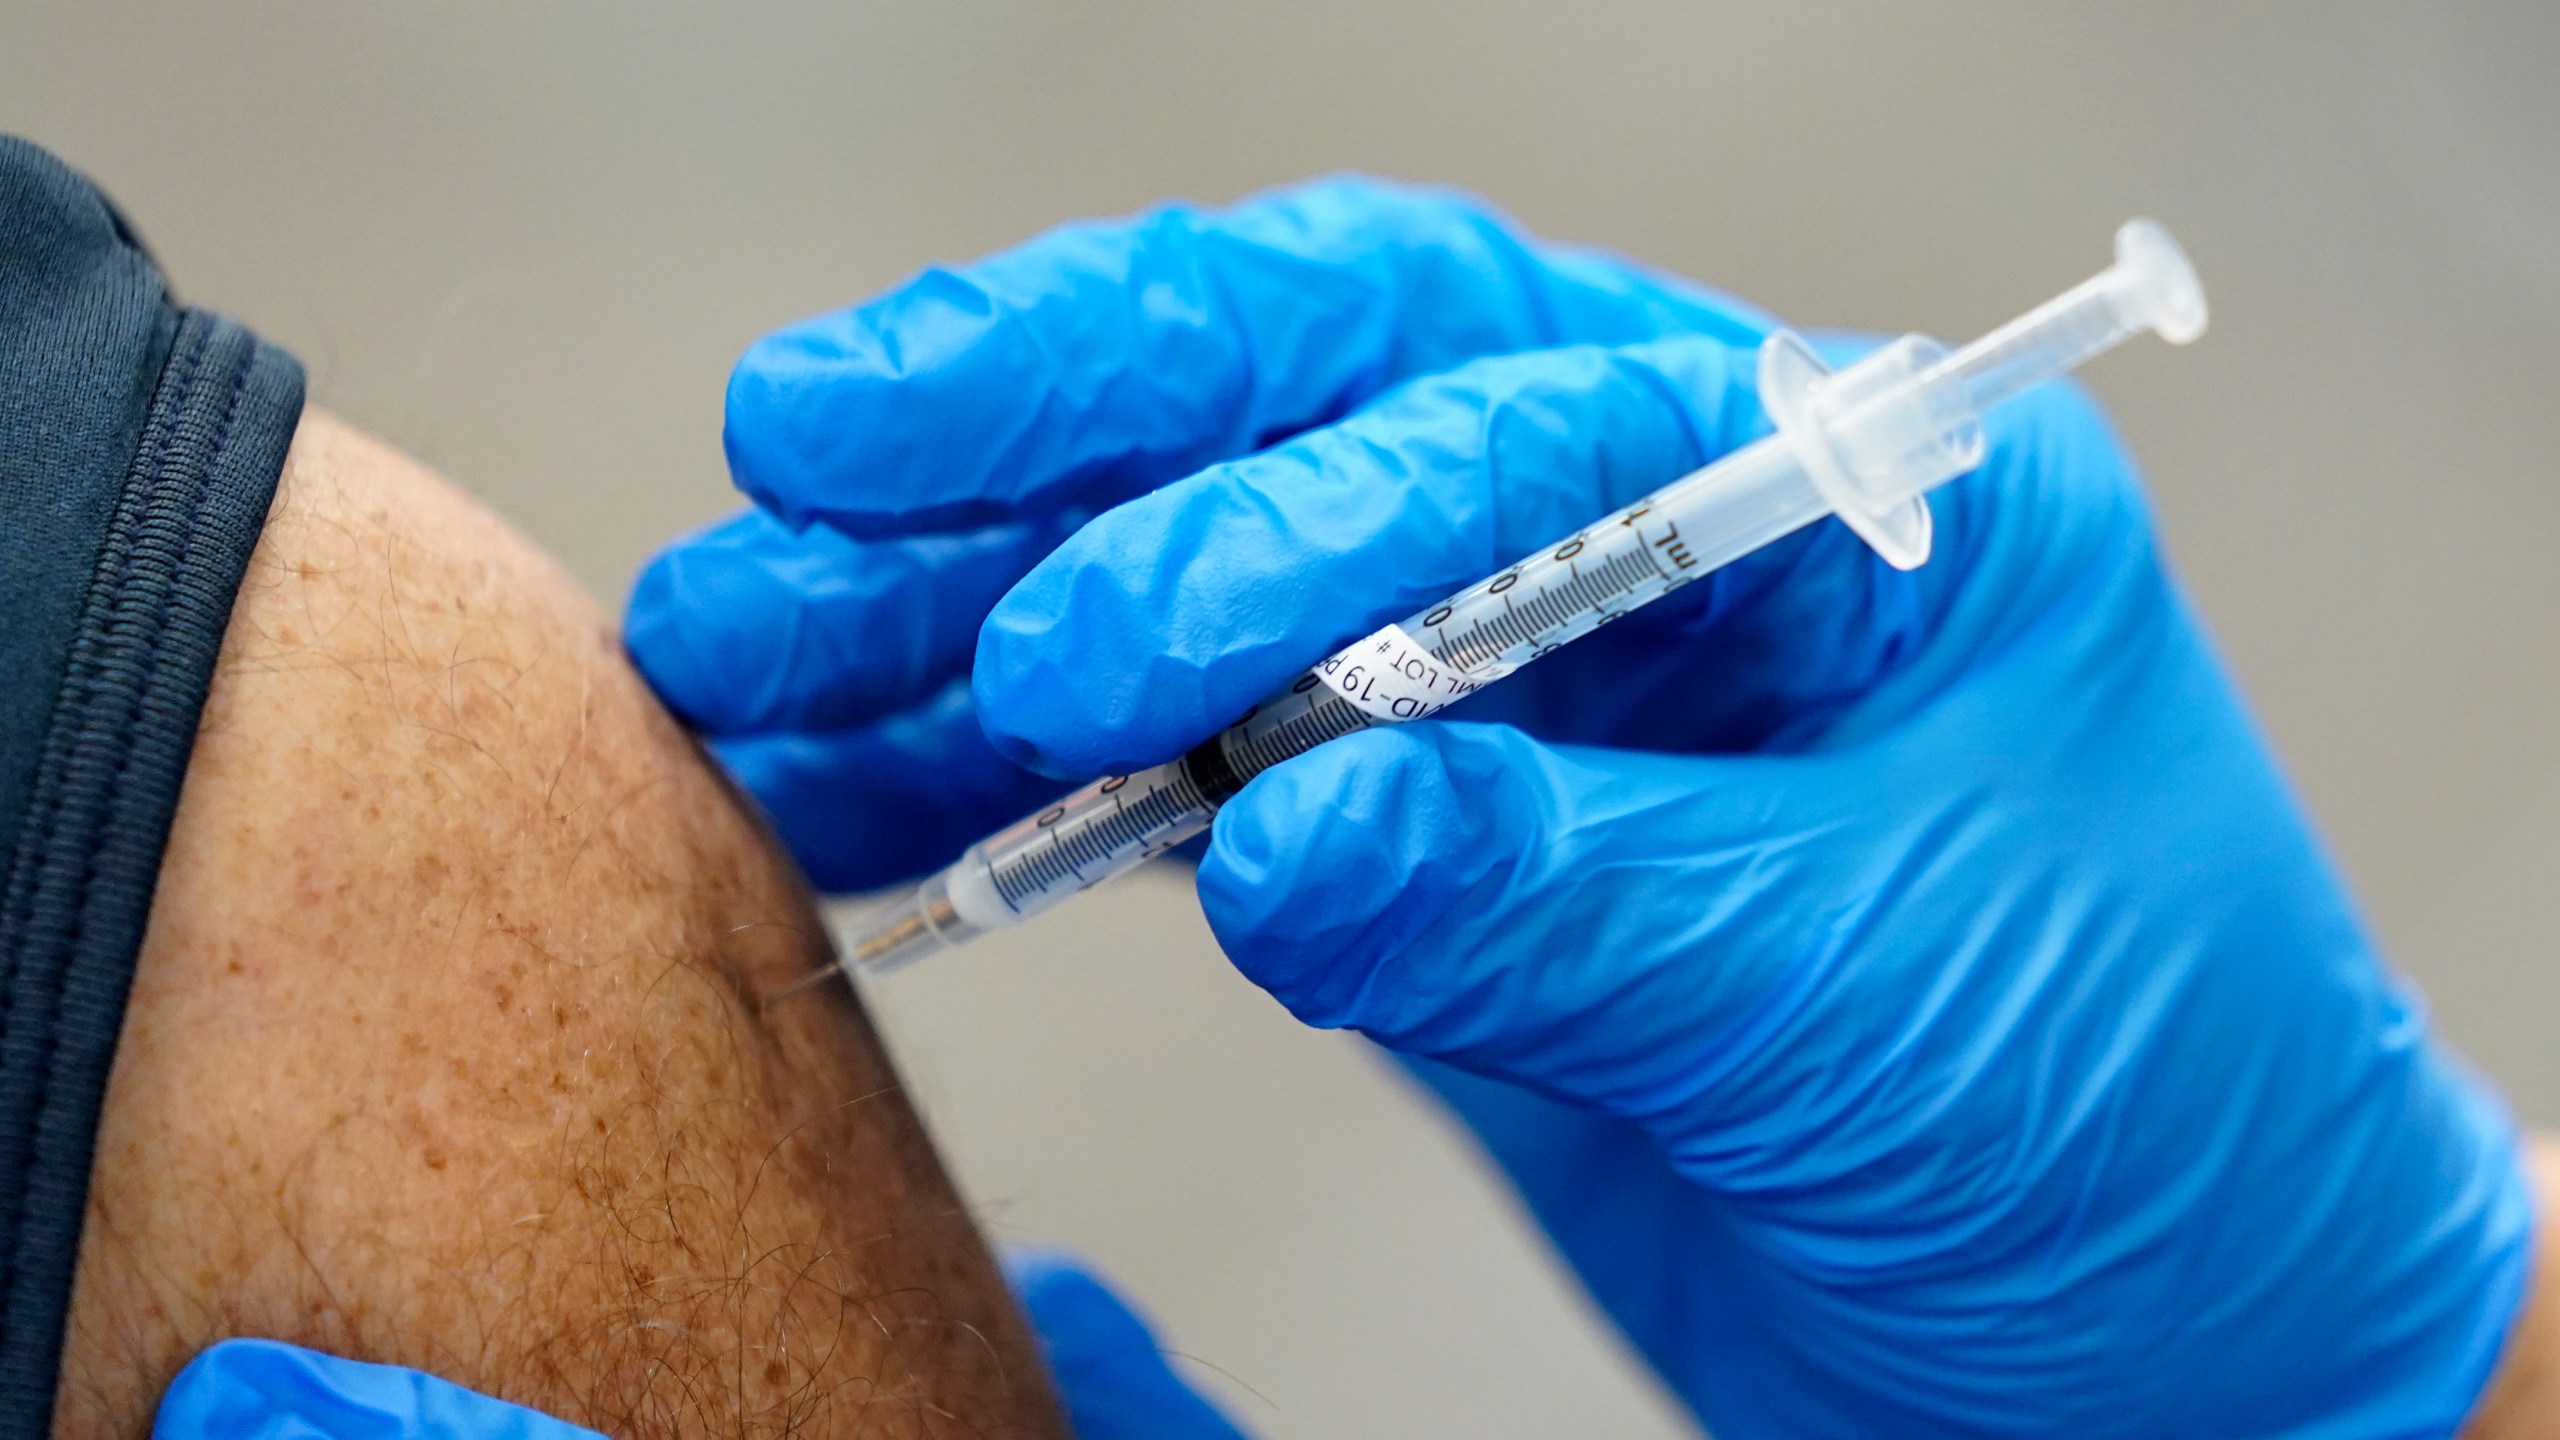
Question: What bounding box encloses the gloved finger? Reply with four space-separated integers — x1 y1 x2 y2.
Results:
726 174 1773 539
1003 1248 1255 1440
981 344 2148 779
1198 722 1906 1142
711 679 1072 892
974 334 1765 777
155 1338 605 1440
627 506 1085 735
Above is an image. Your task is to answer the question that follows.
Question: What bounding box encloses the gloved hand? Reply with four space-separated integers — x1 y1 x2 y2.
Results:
624 177 1770 889
150 1254 1238 1440
627 178 2535 1437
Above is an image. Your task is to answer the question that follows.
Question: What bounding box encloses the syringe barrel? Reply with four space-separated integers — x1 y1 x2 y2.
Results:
837 437 1836 978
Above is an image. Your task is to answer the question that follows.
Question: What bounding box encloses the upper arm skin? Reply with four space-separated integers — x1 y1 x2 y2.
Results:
53 411 1062 1439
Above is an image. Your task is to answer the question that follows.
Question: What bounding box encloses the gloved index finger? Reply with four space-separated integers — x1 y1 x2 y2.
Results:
974 334 1771 778
725 174 1773 539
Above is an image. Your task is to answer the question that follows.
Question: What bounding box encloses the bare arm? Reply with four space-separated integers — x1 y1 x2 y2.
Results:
55 411 1062 1438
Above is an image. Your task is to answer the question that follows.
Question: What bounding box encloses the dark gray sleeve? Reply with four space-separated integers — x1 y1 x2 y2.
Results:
0 134 305 1435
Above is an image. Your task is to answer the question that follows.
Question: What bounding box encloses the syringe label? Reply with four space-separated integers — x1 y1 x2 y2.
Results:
1316 625 1482 722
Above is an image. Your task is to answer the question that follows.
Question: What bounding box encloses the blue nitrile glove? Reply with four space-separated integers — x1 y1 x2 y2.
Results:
626 178 2535 1437
626 177 1769 890
152 1261 1238 1440
1006 1250 1253 1440
153 1340 606 1440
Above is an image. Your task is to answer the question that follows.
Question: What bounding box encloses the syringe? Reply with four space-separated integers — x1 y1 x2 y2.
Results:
815 219 2207 985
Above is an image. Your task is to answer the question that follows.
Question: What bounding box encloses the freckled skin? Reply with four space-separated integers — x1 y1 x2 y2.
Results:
53 413 1064 1439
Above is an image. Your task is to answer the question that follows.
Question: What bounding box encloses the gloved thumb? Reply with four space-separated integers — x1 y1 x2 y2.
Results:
1003 1248 1256 1440
1199 721 1908 1143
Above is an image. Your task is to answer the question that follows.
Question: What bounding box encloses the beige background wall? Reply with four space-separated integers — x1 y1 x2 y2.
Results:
7 4 2558 1435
